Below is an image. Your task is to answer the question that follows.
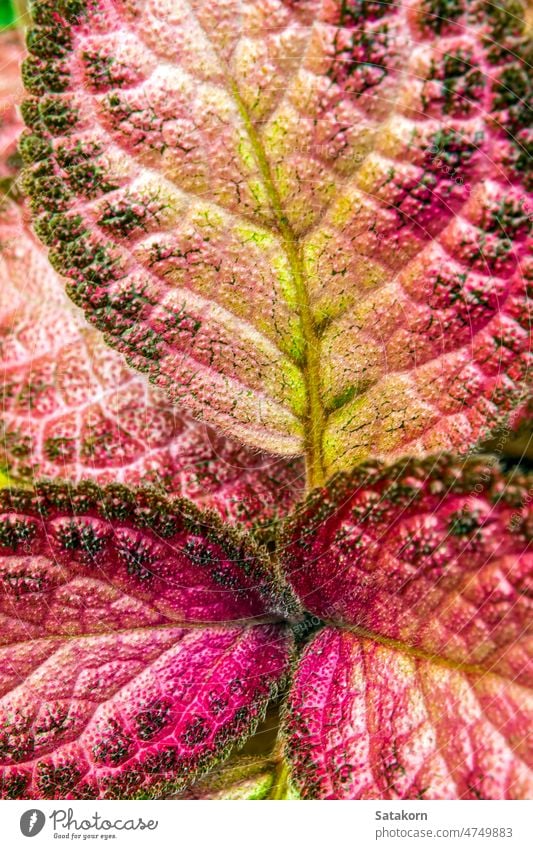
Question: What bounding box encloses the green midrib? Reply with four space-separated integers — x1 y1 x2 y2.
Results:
346 623 528 682
229 81 326 490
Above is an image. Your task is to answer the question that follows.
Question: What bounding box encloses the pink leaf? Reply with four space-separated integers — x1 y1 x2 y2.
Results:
1 624 291 800
0 202 303 526
282 455 532 682
0 481 297 627
285 627 532 799
20 0 531 483
0 482 294 798
282 455 532 798
0 31 24 181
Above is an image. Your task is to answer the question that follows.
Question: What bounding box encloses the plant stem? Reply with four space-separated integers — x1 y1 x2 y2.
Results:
268 757 291 800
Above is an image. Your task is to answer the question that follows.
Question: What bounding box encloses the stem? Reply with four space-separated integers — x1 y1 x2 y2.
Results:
230 82 326 491
11 0 31 28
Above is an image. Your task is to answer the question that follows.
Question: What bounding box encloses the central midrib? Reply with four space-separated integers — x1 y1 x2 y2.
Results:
229 81 326 490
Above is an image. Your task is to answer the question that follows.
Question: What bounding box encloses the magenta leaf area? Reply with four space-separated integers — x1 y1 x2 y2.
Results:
0 202 303 526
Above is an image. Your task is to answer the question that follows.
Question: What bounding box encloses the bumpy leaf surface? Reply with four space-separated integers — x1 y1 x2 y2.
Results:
282 456 533 798
0 202 303 525
175 754 293 800
0 482 293 798
0 31 24 181
285 627 532 799
21 0 532 484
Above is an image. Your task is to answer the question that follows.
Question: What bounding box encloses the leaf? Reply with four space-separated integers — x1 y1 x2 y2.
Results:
282 454 532 679
284 627 532 799
0 201 303 526
0 481 294 798
0 30 24 183
20 0 532 485
174 754 297 800
0 624 292 800
281 455 532 798
177 756 279 800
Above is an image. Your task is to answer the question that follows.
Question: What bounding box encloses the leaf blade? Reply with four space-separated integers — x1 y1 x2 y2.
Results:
0 481 297 628
0 201 304 527
1 621 291 799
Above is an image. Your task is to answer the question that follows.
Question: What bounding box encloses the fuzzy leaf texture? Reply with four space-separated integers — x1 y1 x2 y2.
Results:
282 455 533 798
0 201 303 526
0 482 294 799
0 30 24 182
20 0 532 486
175 754 298 800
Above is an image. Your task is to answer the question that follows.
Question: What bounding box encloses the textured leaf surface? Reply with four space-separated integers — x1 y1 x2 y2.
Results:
0 202 303 525
285 627 532 799
175 754 293 800
0 482 293 798
0 31 24 181
0 481 296 627
21 0 532 484
282 455 532 681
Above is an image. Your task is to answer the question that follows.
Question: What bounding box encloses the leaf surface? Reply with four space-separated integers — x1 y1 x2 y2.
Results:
0 482 293 798
21 0 532 483
0 202 303 526
175 754 296 800
0 480 297 627
285 627 532 799
0 31 24 182
282 455 532 681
